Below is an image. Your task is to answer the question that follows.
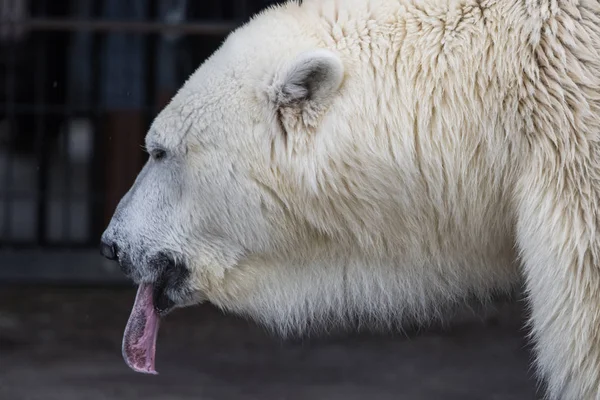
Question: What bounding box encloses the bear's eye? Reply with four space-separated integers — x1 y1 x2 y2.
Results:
151 149 167 161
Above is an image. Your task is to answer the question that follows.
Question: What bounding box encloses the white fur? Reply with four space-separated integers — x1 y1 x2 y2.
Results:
104 0 600 398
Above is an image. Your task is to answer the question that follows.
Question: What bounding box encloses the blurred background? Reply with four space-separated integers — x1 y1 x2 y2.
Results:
0 1 538 399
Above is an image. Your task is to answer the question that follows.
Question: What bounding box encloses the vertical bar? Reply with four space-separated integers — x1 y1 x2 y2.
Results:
34 31 49 246
41 0 69 246
1 32 17 244
155 0 186 113
62 36 73 243
89 0 106 245
145 0 158 131
70 0 95 246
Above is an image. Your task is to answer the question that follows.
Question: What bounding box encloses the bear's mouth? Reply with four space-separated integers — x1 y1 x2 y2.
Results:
153 281 176 315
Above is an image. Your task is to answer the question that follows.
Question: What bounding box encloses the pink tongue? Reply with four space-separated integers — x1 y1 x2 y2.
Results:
122 283 160 374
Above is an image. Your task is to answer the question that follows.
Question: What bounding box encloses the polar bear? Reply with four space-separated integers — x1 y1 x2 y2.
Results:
100 0 600 398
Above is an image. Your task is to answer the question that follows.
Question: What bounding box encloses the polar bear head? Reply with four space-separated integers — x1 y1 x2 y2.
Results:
99 4 371 374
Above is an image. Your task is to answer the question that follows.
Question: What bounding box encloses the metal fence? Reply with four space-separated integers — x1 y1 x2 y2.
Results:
0 0 280 282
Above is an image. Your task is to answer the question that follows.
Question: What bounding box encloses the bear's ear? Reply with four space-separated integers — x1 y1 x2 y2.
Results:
267 49 344 131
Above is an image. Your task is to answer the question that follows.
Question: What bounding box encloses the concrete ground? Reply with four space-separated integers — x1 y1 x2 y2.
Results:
0 285 540 400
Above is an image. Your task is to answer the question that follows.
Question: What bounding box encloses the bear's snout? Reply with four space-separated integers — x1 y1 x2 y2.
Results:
99 236 137 278
100 234 191 302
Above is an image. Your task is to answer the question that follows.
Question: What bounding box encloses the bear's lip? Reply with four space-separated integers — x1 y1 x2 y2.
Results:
148 251 190 316
152 281 176 316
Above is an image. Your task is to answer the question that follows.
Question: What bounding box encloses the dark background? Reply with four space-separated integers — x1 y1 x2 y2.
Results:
1 1 538 399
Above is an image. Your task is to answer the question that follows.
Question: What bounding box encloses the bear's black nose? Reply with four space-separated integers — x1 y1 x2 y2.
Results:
100 240 118 261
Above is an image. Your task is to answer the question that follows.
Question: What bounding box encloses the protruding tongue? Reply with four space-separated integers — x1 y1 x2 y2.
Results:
122 283 160 374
